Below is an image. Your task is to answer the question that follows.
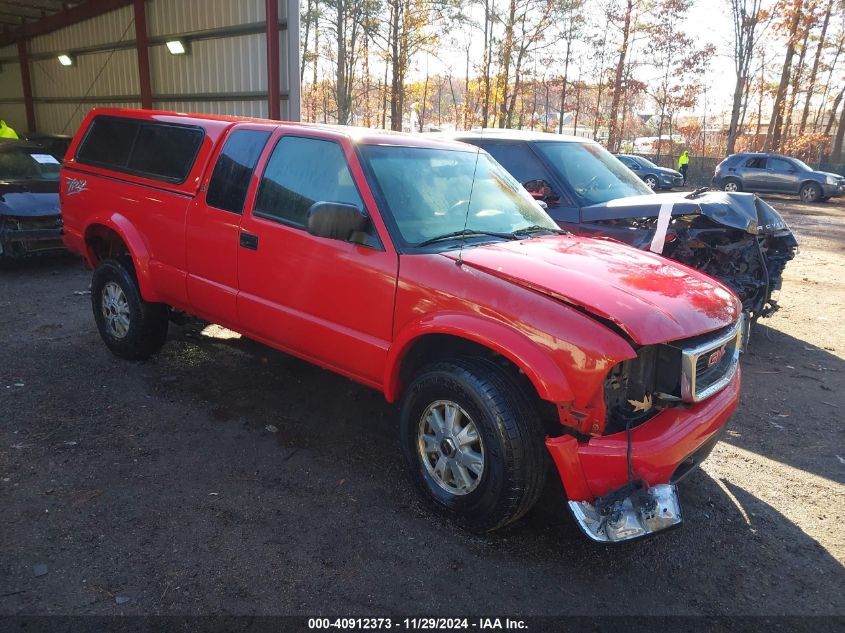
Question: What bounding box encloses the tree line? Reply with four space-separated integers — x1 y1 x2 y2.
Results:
299 0 845 162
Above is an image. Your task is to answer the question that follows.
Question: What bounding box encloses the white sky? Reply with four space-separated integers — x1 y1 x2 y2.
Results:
401 1 744 118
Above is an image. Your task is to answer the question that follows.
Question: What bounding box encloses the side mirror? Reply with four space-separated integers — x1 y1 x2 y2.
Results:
306 201 370 244
522 179 560 206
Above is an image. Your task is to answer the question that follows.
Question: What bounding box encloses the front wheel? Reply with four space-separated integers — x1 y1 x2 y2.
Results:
91 257 169 360
644 175 659 189
399 357 547 532
799 182 822 203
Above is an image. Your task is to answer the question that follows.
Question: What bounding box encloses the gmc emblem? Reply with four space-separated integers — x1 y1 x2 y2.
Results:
707 346 726 368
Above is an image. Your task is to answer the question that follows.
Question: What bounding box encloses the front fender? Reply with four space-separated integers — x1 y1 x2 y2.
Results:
384 311 574 404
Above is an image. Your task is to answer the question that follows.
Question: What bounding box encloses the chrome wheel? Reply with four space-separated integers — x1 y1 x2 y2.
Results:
724 181 739 192
418 400 484 496
101 281 130 339
644 176 658 189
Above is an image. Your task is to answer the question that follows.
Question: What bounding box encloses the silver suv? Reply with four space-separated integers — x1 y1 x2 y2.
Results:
712 152 844 203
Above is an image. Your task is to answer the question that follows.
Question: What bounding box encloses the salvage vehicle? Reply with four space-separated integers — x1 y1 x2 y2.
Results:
615 153 684 190
62 109 744 542
450 130 798 320
22 133 73 159
0 140 64 258
712 152 845 203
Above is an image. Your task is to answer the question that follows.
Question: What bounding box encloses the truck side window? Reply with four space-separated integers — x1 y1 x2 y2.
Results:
128 124 204 182
254 136 364 227
76 117 139 167
206 130 270 214
76 115 204 183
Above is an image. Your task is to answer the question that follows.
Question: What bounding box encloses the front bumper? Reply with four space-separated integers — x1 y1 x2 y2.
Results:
661 175 684 188
821 182 844 198
546 368 740 538
0 215 65 257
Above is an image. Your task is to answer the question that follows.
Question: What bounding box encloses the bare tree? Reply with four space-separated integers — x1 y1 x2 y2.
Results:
726 0 764 154
606 0 637 151
765 0 804 152
799 0 834 134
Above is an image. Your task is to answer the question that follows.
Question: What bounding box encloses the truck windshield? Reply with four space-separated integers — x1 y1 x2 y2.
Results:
533 141 652 205
359 145 558 248
0 148 61 181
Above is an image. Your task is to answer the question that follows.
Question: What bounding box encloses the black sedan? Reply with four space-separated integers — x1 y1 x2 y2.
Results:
0 141 64 258
615 153 684 190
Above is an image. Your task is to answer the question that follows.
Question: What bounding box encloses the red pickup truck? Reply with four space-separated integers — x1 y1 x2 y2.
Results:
61 108 743 542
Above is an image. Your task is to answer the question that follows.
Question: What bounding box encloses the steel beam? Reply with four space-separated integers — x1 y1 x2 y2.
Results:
265 0 280 120
17 38 35 131
0 0 130 47
132 0 151 109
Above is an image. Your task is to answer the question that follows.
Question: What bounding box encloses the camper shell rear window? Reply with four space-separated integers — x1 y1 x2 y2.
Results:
76 115 205 184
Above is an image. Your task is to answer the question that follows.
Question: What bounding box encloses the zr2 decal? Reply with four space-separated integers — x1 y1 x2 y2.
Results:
66 178 88 196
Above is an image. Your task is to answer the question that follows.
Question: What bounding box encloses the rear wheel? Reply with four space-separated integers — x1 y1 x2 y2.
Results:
644 175 659 189
799 182 822 203
399 357 547 532
723 178 742 192
91 257 169 360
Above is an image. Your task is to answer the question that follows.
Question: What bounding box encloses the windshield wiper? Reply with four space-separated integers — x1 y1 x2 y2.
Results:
510 225 568 237
416 229 519 248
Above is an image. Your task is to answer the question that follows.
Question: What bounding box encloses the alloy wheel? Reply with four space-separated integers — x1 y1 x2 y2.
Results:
101 281 131 339
417 400 485 496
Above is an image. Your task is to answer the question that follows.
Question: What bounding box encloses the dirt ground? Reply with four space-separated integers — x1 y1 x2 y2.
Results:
0 195 843 622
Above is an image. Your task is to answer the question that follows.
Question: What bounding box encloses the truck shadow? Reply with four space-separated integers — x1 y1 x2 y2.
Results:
148 319 844 614
732 322 845 485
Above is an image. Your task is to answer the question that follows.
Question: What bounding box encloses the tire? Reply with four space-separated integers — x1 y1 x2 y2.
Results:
723 178 742 192
644 175 659 189
799 182 822 203
399 357 547 532
91 256 169 360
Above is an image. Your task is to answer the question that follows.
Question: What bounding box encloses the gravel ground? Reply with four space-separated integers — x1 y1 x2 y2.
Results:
0 196 843 621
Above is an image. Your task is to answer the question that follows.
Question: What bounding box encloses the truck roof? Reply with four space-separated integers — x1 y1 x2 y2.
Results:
82 108 475 152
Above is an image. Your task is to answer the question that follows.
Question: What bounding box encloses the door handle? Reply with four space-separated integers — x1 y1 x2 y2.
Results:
239 232 259 250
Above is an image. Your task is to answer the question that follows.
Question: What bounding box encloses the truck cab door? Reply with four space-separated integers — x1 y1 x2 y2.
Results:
236 132 399 388
185 126 271 327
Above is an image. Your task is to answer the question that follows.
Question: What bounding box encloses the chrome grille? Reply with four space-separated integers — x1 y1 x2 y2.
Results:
679 316 743 402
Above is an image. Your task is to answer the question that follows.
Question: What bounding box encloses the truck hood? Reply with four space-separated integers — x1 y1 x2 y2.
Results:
581 190 791 236
0 180 60 217
446 235 740 345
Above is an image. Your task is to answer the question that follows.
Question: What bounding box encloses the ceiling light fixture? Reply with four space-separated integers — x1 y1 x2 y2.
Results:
57 54 74 66
165 40 187 55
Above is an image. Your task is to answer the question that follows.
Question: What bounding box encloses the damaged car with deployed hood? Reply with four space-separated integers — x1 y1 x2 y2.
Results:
450 130 798 320
62 108 746 542
0 140 64 258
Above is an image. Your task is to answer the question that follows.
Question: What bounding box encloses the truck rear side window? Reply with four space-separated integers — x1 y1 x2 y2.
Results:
206 129 271 214
76 116 204 183
254 136 364 227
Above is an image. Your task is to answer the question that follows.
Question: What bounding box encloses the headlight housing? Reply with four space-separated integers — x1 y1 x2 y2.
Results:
826 175 838 185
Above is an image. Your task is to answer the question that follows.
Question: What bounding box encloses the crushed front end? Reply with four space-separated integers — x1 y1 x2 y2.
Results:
0 214 64 257
576 192 798 320
548 317 744 542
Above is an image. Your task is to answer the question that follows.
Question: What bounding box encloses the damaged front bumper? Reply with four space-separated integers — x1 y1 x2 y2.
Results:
0 215 64 257
547 368 740 542
569 483 682 542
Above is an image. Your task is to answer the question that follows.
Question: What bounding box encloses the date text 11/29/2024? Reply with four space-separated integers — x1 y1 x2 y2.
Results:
308 618 527 630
